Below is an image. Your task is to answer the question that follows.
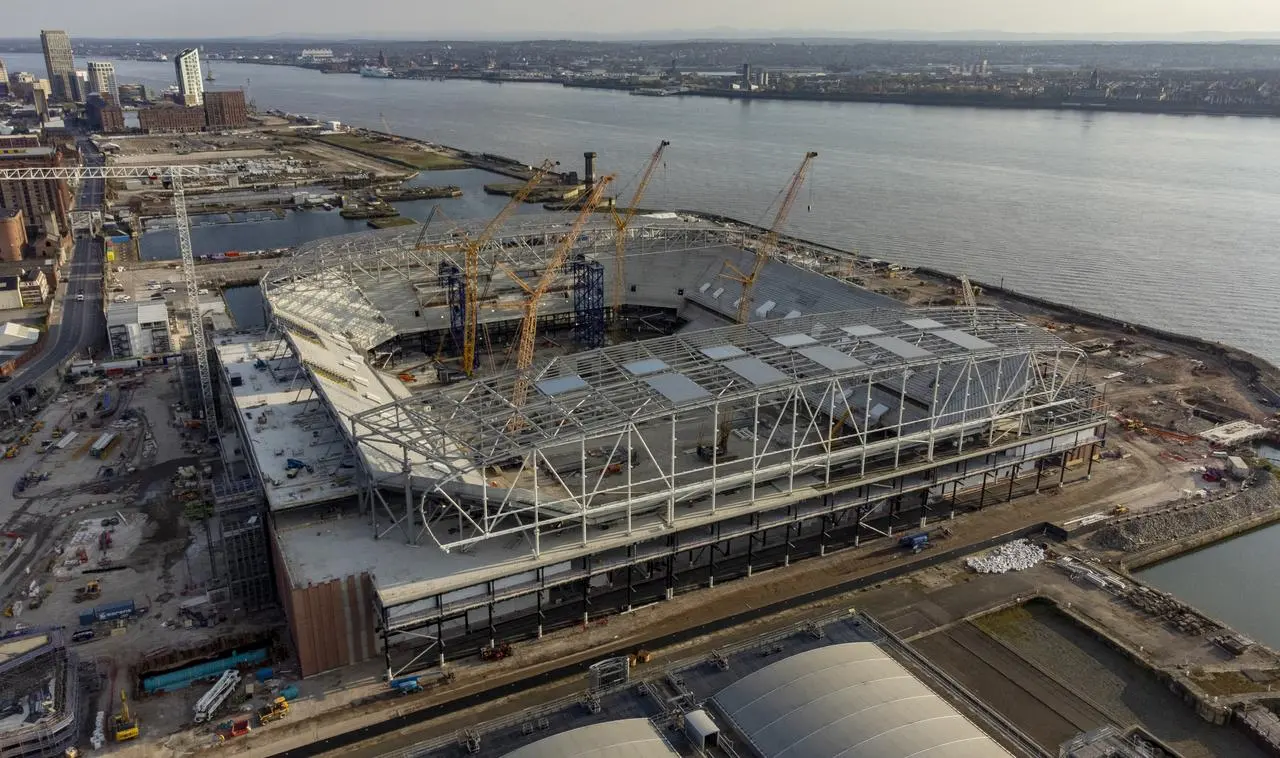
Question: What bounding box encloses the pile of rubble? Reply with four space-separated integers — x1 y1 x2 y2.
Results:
966 539 1045 574
1092 472 1277 552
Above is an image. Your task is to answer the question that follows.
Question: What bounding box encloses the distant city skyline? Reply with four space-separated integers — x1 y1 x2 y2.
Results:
8 0 1280 40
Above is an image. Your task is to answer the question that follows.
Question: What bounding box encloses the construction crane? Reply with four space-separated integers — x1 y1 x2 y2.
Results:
0 165 220 432
449 159 558 376
114 689 139 741
726 151 818 324
610 140 670 335
507 176 615 421
958 274 979 328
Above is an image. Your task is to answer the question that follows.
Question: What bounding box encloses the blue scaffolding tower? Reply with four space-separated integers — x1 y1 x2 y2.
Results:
571 255 606 349
443 264 466 351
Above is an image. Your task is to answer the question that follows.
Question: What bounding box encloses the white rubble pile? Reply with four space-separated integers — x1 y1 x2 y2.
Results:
966 539 1045 574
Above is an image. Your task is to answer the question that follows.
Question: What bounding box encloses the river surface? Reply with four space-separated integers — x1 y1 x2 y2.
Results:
5 52 1280 362
1138 522 1280 650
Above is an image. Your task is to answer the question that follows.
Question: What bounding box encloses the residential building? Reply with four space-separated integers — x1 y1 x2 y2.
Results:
0 142 72 255
117 83 148 105
174 48 204 106
71 70 88 102
31 81 50 121
87 61 119 105
203 90 248 128
39 30 75 102
138 105 206 133
0 266 51 308
86 94 125 133
0 209 25 261
0 58 9 98
107 301 172 357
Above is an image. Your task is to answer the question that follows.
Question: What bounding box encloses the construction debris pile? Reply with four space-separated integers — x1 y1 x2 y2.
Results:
1091 472 1276 552
966 539 1045 574
1125 586 1218 636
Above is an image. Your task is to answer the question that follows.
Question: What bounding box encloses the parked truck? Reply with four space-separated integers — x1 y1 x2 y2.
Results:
194 669 242 723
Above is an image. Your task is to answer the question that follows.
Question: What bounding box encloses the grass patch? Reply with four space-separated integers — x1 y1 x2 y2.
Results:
973 603 1036 643
315 134 467 170
367 216 418 229
1189 669 1277 697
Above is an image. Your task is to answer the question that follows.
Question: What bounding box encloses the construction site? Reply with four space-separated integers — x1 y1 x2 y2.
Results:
9 137 1280 757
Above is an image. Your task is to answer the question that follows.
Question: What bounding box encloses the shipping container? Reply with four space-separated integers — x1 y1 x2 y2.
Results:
89 432 119 459
78 611 95 627
94 599 135 621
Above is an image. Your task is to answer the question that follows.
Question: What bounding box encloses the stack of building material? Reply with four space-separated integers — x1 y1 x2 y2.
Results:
966 539 1045 574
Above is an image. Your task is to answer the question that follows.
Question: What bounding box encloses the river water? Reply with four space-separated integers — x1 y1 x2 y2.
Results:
5 52 1280 362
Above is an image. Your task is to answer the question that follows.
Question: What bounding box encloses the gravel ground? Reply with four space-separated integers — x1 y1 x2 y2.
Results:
1091 472 1278 552
977 601 1267 758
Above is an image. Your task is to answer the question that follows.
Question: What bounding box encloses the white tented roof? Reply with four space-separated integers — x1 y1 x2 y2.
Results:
0 322 38 348
712 643 1012 758
500 719 678 758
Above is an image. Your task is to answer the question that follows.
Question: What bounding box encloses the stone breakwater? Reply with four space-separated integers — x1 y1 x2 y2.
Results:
1091 473 1277 553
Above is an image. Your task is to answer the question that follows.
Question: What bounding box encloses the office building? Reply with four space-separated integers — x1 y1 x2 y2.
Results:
39 30 75 102
107 302 172 358
87 61 119 105
71 70 88 103
203 90 248 128
174 48 204 106
0 58 8 98
117 83 148 105
0 140 71 255
0 266 51 307
138 105 206 133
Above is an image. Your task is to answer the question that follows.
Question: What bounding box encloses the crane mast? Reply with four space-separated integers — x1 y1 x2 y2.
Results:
451 159 558 376
733 151 818 324
0 165 219 433
611 140 670 334
508 176 615 420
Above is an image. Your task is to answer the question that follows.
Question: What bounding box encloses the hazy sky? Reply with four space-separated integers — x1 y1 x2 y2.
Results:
9 0 1280 39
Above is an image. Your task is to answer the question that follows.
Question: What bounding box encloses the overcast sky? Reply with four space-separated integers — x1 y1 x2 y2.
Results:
9 0 1280 39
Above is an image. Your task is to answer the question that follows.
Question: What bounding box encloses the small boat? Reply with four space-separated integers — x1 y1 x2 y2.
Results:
322 203 333 211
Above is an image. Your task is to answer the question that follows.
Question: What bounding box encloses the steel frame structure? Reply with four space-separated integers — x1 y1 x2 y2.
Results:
0 165 221 430
349 305 1100 554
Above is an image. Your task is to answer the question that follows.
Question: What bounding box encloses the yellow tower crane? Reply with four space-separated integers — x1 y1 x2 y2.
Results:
507 176 616 422
610 140 670 336
726 151 818 324
427 160 558 376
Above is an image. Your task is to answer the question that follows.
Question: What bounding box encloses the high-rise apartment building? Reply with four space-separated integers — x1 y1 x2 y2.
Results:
0 58 9 96
174 48 204 106
87 61 118 105
0 138 71 255
40 30 76 102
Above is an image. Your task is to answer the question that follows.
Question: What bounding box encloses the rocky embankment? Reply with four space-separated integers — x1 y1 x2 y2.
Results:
1091 472 1277 552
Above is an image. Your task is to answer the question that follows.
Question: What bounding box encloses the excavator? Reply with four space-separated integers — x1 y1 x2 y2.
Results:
114 689 139 742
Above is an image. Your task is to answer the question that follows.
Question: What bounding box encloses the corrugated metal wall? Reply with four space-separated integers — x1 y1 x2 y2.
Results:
269 527 380 677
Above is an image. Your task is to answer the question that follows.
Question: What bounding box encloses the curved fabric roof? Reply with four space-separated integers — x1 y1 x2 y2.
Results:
712 642 1011 758
501 718 678 758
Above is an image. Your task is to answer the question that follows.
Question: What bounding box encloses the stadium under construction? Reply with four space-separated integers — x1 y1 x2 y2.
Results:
0 628 83 758
213 212 1108 679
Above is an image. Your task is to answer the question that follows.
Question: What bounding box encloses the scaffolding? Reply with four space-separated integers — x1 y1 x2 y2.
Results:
206 473 275 611
444 264 466 353
571 255 606 349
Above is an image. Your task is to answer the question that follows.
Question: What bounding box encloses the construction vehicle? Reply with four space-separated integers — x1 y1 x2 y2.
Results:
74 580 101 603
628 649 653 667
257 696 290 725
114 689 139 742
435 159 559 377
508 178 615 422
4 447 15 459
898 533 930 553
193 669 242 723
1111 504 1129 515
610 140 670 336
480 642 513 661
389 675 422 694
726 151 818 325
215 718 251 742
50 427 63 439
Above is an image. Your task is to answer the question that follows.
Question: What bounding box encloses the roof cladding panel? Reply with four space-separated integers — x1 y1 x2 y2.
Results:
644 373 711 404
795 345 865 372
500 718 678 758
713 643 1011 758
933 329 998 352
867 335 934 361
724 357 790 387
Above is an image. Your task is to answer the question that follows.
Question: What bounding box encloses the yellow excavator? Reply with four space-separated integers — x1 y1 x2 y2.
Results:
114 689 139 742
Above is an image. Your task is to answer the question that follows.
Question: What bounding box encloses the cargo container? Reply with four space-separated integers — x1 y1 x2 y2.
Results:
90 432 119 459
78 611 95 627
95 599 135 622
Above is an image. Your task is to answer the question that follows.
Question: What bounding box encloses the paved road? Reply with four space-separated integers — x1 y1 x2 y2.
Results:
1 139 106 406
